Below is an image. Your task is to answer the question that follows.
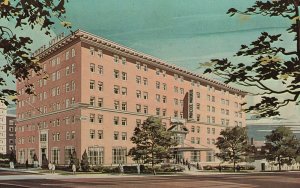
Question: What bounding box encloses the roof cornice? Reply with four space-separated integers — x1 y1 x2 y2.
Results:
36 29 247 95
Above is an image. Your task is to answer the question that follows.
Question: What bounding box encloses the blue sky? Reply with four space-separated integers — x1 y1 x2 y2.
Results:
1 0 299 119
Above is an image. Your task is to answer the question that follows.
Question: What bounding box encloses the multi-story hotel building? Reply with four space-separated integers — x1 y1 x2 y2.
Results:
16 30 246 166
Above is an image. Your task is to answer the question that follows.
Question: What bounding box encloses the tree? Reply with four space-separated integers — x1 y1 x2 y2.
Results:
0 0 71 105
264 126 300 171
215 126 253 172
204 1 300 117
81 150 89 171
128 116 178 175
70 150 79 169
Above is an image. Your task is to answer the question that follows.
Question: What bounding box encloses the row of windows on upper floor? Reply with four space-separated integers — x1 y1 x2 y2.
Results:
17 64 76 96
89 62 244 99
17 96 75 119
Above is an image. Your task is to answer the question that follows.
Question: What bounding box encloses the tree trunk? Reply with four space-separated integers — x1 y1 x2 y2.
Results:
233 159 236 172
278 156 281 171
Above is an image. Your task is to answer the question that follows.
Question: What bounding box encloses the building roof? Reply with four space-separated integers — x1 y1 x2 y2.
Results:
34 29 247 95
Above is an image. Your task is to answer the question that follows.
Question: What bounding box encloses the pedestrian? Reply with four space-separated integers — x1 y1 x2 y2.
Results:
185 159 188 166
52 163 56 174
119 164 124 174
25 159 29 169
48 161 53 174
188 163 191 171
72 163 76 175
196 163 199 170
219 164 222 173
137 164 140 175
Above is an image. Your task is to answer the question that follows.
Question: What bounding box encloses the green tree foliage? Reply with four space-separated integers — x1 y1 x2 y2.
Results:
128 116 178 174
215 126 253 172
264 126 300 171
81 150 89 171
0 0 70 105
204 1 300 117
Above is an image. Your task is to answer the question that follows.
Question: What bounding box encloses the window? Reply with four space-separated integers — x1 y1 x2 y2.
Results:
143 78 148 85
112 147 127 164
180 88 184 94
98 65 103 74
114 100 120 110
156 68 160 75
174 98 178 105
163 83 167 90
71 131 75 139
206 151 215 162
65 51 70 60
156 94 160 102
197 126 200 133
90 63 95 72
122 57 126 65
90 47 95 55
174 86 178 93
97 49 103 58
212 107 215 112
191 126 195 132
212 117 215 124
122 72 127 80
56 70 61 80
136 104 141 113
121 118 127 126
65 83 70 92
212 96 215 102
136 62 141 69
90 97 95 106
114 131 119 140
114 70 119 79
156 81 160 89
174 111 178 117
90 80 95 89
40 134 47 141
196 92 200 98
114 55 119 63
162 109 166 116
122 132 127 140
162 96 167 103
71 63 75 73
136 76 141 84
212 128 215 135
114 117 119 125
143 92 148 99
88 146 104 165
196 137 200 144
98 81 103 91
121 102 127 111
207 116 211 123
143 106 148 114
98 115 103 123
51 148 60 164
90 114 95 123
196 103 200 110
136 90 141 98
98 98 103 107
121 87 127 95
136 119 141 126
207 128 211 134
191 137 195 144
90 129 95 139
71 81 76 91
156 108 160 116
98 130 103 139
114 85 120 94
221 119 225 125
64 146 75 165
71 48 75 57
66 66 70 75
143 64 147 71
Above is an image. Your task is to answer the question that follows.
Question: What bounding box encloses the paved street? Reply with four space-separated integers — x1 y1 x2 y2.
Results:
0 171 299 188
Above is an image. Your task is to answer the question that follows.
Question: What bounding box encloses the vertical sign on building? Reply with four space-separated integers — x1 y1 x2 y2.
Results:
188 89 194 120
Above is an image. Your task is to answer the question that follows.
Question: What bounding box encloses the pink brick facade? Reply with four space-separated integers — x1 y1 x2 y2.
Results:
16 30 246 166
